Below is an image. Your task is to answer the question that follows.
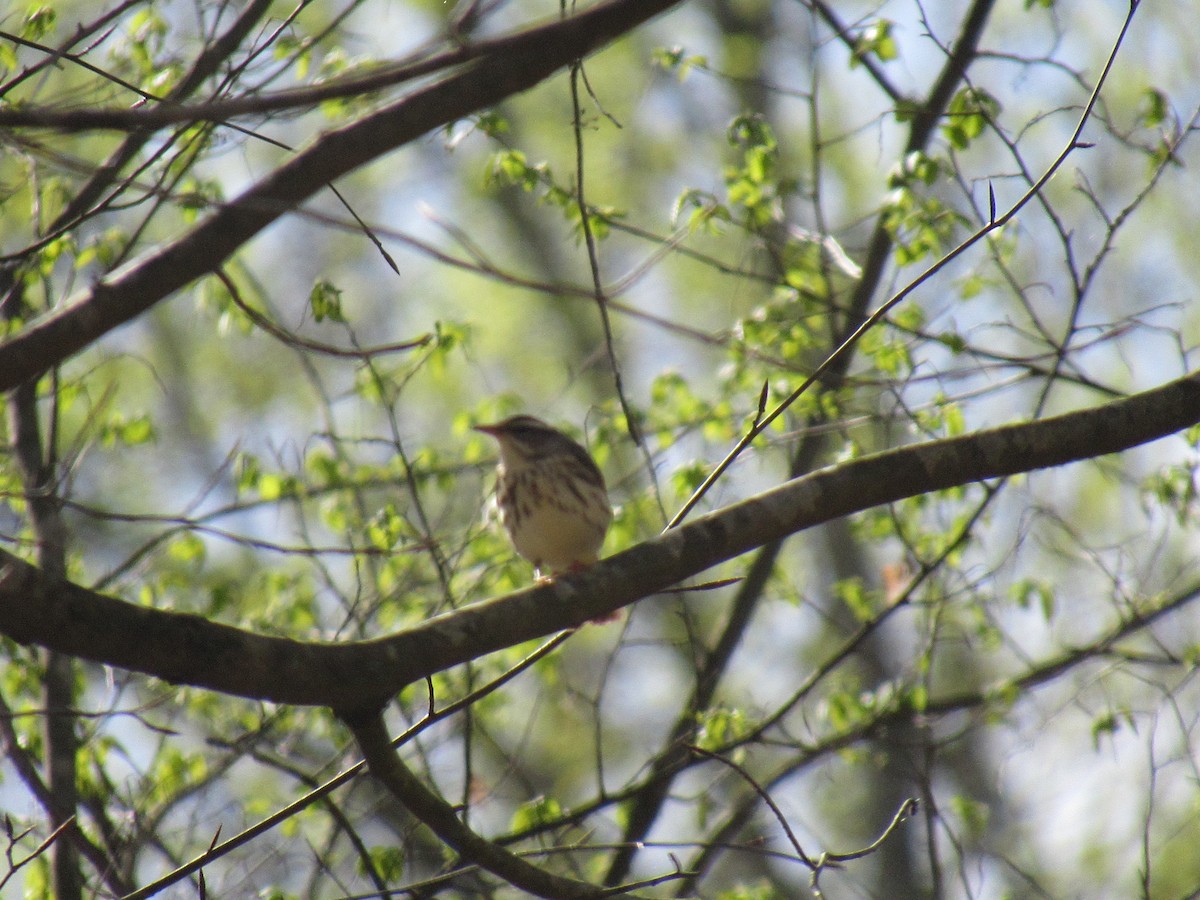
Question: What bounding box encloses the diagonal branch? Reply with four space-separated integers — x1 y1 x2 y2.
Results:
49 0 278 233
343 712 632 899
0 0 686 393
0 369 1196 715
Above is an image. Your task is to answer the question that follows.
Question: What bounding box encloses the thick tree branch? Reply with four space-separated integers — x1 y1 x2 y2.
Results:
0 0 668 133
0 371 1196 715
344 713 622 899
50 0 277 233
0 0 685 392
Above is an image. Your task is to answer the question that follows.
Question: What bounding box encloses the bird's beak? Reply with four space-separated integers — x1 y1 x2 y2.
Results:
473 423 499 436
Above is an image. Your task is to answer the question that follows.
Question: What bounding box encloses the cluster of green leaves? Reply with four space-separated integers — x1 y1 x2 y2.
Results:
485 146 625 240
882 152 968 266
941 87 1002 152
851 19 899 68
1143 426 1200 524
724 115 794 229
115 8 184 93
651 44 709 81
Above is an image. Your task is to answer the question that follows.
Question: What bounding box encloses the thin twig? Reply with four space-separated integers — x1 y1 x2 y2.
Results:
567 57 667 520
215 268 432 358
687 745 815 867
666 0 1140 529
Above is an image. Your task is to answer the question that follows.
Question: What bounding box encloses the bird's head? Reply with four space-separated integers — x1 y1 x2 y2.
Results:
474 415 570 467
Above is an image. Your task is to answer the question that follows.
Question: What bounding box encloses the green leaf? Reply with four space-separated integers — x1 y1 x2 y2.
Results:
671 188 729 233
1144 463 1198 525
851 19 897 68
889 151 942 188
474 110 508 136
235 452 262 494
510 795 563 832
362 845 405 883
652 45 707 80
100 413 156 447
835 576 876 622
694 707 751 750
1009 578 1055 620
485 149 544 191
257 472 298 501
949 794 990 838
309 279 347 323
168 533 206 565
366 504 407 551
907 683 928 713
942 87 1002 150
1139 87 1169 128
23 6 57 41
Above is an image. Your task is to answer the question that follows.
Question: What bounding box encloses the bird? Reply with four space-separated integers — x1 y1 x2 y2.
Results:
474 415 613 579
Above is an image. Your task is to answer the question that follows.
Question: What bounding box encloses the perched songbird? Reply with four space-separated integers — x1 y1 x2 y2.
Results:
474 415 612 578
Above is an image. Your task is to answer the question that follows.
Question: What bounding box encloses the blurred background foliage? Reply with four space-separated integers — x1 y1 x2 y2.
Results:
2 0 1200 897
